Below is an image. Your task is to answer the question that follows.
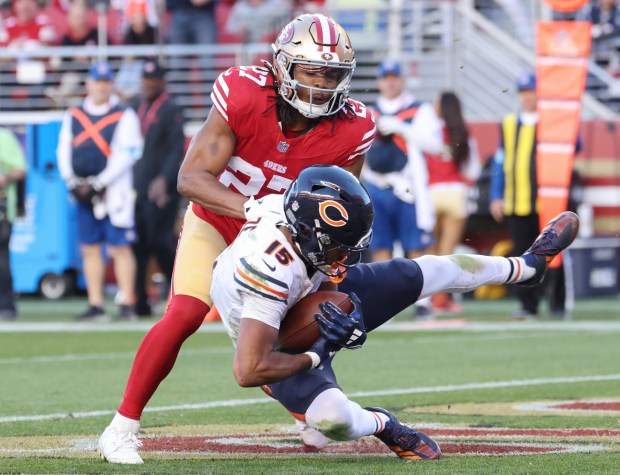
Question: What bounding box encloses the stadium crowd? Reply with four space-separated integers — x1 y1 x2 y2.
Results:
0 2 595 322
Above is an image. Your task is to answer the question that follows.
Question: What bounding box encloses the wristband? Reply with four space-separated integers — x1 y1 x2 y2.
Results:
303 351 321 369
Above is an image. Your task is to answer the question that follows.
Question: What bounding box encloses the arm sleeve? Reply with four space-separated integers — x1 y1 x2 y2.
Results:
95 108 144 187
56 111 75 183
408 103 444 155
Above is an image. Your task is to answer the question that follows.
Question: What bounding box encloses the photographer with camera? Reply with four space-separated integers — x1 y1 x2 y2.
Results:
0 126 27 321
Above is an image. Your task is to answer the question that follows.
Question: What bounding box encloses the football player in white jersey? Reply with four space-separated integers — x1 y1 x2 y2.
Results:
211 165 442 460
212 164 579 459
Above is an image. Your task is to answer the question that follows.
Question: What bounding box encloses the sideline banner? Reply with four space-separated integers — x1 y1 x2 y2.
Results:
536 19 591 266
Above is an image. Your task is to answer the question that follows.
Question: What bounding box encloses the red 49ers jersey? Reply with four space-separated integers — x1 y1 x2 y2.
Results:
193 65 376 244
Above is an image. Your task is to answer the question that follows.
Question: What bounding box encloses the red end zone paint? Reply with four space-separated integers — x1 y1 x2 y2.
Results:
140 427 611 457
551 401 620 411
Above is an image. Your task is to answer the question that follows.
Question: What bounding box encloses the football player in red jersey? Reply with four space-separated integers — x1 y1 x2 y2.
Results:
99 14 376 464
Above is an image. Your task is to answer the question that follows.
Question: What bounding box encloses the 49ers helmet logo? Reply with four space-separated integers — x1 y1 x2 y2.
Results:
319 200 348 227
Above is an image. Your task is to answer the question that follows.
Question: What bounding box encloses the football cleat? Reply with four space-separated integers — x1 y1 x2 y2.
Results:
365 407 441 460
98 426 143 464
518 211 580 287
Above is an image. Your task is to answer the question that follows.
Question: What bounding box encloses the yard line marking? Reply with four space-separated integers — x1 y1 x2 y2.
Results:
0 347 232 365
2 373 620 424
348 373 620 398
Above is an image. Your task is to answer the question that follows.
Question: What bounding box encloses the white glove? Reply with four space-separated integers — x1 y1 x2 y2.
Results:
377 115 409 137
243 193 285 221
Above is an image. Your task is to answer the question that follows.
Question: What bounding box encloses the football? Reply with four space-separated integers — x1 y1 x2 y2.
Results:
278 290 353 353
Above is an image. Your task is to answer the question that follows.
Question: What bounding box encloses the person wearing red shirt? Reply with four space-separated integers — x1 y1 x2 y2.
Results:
0 0 57 48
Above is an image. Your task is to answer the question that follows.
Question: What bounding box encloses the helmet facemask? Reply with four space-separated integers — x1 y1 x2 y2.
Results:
274 49 355 118
287 214 372 279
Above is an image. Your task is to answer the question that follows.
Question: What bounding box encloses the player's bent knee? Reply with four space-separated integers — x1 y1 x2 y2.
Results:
305 389 355 441
163 295 210 334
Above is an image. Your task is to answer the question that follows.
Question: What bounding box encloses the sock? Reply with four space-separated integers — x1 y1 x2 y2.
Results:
110 411 140 434
118 295 209 420
505 257 536 283
417 255 516 299
367 409 391 434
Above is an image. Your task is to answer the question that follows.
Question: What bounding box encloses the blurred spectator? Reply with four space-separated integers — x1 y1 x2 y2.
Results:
111 0 159 30
60 0 100 46
123 0 157 45
0 127 27 321
489 72 579 320
115 0 159 104
426 91 481 314
131 58 184 317
166 0 217 45
114 57 145 104
56 62 144 321
361 59 442 318
0 0 57 48
225 0 291 44
49 2 107 108
576 0 620 39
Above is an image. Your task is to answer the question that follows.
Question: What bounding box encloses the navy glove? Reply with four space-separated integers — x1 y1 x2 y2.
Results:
304 336 338 369
314 292 367 350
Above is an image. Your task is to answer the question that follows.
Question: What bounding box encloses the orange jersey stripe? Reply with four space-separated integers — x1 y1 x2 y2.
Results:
236 267 289 300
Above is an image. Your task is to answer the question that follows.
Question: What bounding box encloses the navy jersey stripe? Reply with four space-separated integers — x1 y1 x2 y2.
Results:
240 257 289 290
233 274 287 304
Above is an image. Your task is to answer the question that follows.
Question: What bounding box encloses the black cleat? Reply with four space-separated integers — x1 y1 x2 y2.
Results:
518 211 580 287
366 407 441 460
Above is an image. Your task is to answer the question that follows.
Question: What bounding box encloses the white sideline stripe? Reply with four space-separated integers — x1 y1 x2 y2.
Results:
3 320 620 333
2 373 620 424
0 347 232 365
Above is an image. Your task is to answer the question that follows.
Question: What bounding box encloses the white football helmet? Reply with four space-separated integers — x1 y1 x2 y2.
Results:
272 14 356 118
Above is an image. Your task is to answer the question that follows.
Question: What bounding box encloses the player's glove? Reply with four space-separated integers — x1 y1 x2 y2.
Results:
304 336 338 369
315 292 367 350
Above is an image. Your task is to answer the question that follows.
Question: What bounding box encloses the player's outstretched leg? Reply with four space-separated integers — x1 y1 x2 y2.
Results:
365 407 441 460
515 211 579 287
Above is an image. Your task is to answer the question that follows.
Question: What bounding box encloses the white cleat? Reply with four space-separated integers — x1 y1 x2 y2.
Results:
98 425 144 464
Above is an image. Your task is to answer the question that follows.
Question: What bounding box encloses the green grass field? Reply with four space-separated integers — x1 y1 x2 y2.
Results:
1 295 620 474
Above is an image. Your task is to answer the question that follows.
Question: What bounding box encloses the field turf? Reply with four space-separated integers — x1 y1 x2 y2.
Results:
1 295 619 474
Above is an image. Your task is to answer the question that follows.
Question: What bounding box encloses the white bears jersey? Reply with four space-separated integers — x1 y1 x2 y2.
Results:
211 202 325 345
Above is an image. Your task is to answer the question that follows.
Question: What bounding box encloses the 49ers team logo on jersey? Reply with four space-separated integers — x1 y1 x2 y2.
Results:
319 200 348 227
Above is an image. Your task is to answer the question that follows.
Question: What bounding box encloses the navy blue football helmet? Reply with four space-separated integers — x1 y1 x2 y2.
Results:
283 165 374 279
